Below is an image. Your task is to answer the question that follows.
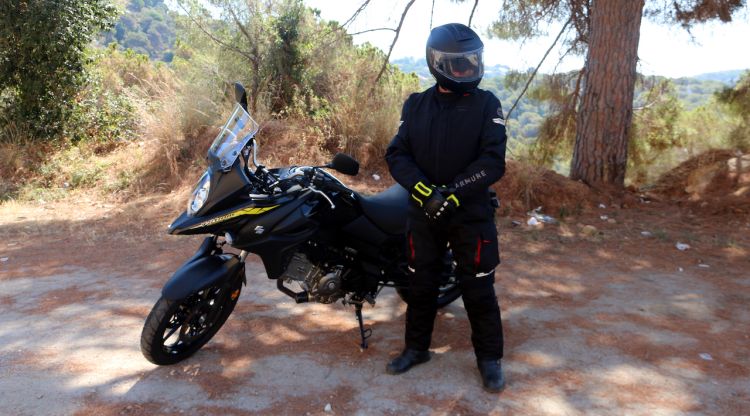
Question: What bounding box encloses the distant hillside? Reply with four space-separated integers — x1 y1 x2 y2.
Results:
672 77 727 109
392 57 510 87
690 69 747 85
102 0 176 62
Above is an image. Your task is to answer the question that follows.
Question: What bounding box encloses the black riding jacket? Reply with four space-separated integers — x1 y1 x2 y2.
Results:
385 85 507 221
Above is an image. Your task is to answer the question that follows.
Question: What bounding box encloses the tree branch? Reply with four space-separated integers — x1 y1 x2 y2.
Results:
505 17 571 122
349 27 397 35
373 0 416 85
550 41 578 75
468 0 479 27
342 0 371 28
177 2 258 66
227 7 260 65
430 0 435 29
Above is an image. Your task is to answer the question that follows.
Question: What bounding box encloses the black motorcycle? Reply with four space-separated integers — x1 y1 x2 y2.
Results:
140 83 461 365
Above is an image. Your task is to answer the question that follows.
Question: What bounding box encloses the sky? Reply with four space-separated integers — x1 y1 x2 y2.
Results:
305 0 750 78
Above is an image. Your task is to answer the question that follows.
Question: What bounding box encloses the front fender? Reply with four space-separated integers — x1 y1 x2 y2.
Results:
162 251 244 301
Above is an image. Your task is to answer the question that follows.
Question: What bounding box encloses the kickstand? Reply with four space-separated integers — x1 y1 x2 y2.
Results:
354 303 372 349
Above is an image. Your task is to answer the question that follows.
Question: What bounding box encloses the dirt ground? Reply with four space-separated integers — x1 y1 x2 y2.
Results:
1 194 749 416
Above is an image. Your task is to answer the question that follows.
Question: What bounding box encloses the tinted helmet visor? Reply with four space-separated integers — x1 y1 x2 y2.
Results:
427 46 484 83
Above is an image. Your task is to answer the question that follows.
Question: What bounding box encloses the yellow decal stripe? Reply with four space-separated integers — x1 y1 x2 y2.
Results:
230 205 279 218
188 205 280 229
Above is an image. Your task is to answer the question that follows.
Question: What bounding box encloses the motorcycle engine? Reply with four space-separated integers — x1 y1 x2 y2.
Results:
281 252 344 304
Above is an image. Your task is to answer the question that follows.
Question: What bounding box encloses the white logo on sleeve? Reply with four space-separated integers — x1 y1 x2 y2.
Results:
493 107 505 125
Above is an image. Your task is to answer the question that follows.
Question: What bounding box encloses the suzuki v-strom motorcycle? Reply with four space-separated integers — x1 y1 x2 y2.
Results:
140 84 460 365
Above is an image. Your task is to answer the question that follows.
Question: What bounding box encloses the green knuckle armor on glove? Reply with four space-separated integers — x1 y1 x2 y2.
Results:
411 182 460 220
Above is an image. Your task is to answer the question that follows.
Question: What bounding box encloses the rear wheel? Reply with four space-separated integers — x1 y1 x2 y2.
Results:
396 275 461 308
140 281 242 365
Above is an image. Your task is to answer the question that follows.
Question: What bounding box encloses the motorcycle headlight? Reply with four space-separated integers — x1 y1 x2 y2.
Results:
187 172 211 216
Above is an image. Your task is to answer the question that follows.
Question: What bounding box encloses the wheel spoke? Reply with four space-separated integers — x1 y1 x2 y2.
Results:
152 283 239 361
163 324 179 341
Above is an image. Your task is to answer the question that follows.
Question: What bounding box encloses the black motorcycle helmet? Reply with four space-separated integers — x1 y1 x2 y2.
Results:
426 23 484 93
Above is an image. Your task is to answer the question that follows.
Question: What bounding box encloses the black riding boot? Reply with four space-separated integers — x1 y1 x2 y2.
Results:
386 348 432 375
460 275 503 361
477 358 505 392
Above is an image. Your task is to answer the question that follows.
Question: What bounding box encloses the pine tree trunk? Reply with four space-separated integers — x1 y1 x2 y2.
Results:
570 0 645 188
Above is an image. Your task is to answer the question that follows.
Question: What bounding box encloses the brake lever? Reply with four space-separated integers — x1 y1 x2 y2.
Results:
308 167 336 209
309 187 336 209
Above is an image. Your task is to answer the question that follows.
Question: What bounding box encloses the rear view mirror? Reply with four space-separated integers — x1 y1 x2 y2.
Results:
234 82 248 112
329 153 359 176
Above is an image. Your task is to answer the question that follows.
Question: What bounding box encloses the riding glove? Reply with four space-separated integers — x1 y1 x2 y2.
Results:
411 182 460 220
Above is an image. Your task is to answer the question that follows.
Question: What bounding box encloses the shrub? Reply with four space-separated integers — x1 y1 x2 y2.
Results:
0 0 116 141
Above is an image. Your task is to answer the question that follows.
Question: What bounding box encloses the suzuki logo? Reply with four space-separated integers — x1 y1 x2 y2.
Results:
254 225 265 234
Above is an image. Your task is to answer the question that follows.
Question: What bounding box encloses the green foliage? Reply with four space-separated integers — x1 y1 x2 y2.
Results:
67 46 145 144
490 0 745 187
103 0 176 62
0 0 117 141
629 78 684 183
489 0 588 55
716 70 750 151
175 0 419 161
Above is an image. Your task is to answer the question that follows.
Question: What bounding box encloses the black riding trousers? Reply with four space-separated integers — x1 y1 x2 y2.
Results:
405 216 504 361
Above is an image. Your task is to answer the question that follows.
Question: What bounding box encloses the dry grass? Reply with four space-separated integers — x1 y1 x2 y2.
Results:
649 149 750 216
650 149 737 197
494 160 595 215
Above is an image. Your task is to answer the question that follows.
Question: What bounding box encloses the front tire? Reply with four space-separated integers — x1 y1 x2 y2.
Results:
140 281 241 365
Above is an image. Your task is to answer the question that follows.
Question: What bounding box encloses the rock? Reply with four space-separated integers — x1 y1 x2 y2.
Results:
582 225 598 236
727 154 750 173
641 231 653 237
675 242 691 251
324 403 332 413
607 218 617 224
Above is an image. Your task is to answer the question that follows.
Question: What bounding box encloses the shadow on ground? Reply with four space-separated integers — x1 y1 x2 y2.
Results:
1 202 749 415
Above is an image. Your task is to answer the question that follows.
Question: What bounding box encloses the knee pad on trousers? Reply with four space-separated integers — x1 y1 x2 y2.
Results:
460 275 498 308
459 273 495 291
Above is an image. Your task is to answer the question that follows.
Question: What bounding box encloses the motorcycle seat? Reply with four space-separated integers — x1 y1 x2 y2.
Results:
358 184 408 235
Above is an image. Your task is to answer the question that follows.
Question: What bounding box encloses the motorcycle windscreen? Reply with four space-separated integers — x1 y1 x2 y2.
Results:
208 104 259 170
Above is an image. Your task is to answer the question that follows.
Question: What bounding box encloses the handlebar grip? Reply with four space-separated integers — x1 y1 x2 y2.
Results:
329 181 351 194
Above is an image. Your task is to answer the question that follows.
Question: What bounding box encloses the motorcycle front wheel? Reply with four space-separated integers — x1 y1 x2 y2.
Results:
140 281 241 365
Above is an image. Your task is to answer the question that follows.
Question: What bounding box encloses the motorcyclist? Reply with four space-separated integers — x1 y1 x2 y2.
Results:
384 22 507 393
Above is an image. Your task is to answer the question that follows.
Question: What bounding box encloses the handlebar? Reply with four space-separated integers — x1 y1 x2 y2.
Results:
249 165 349 210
